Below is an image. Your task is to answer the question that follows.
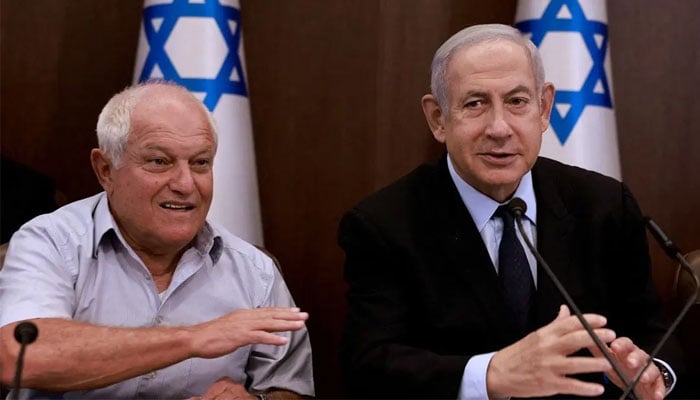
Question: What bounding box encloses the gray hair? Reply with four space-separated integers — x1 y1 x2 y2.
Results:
430 24 545 112
95 80 218 167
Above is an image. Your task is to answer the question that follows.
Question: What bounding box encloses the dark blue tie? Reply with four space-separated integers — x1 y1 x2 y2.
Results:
495 204 535 333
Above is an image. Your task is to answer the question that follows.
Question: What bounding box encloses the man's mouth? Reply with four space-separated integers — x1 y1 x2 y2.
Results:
483 151 516 158
161 202 195 211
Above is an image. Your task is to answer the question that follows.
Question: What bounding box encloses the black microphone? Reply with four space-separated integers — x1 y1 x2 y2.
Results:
506 198 635 397
619 217 700 399
11 321 38 399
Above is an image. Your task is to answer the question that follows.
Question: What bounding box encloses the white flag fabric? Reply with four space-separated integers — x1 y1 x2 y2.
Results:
133 0 263 245
515 0 621 179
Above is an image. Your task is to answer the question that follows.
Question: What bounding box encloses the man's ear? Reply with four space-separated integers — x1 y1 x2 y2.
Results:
421 94 447 143
90 148 114 192
539 82 556 132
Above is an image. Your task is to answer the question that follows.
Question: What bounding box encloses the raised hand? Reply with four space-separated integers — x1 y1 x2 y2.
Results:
486 305 617 398
189 307 308 359
589 337 666 400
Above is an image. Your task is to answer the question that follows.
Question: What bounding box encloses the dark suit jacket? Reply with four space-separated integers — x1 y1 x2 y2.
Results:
339 155 674 398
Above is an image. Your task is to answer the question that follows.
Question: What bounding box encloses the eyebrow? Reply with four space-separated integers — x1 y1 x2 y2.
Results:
463 85 535 99
505 85 535 97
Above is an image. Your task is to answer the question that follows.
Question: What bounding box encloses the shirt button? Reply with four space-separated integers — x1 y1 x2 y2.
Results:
155 316 164 324
144 371 157 379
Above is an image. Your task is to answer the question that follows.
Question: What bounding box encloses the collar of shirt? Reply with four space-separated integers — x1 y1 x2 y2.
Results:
446 156 539 284
91 192 223 263
446 155 537 230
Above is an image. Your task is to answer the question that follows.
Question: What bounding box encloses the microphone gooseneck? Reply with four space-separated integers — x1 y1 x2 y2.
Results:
645 217 681 258
506 198 634 398
12 321 39 399
619 217 700 399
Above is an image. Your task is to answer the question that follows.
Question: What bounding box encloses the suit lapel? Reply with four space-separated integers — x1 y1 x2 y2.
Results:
532 159 585 327
432 156 519 342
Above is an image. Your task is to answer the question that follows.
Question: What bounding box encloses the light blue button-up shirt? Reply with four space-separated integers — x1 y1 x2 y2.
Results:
445 156 538 400
0 192 314 399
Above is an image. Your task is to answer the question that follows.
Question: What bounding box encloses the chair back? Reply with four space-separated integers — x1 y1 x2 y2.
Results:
0 242 8 271
671 249 700 395
673 249 700 304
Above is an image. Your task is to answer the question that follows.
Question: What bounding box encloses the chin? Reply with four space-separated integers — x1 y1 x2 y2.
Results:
484 170 522 185
159 229 199 245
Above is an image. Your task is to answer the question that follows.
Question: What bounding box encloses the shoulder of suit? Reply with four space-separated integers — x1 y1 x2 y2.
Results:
352 158 442 214
534 157 622 188
533 157 631 209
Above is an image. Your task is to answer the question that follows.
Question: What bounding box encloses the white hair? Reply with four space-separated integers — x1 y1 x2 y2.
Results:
95 80 218 167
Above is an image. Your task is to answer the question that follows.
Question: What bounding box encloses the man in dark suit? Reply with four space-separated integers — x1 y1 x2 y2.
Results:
339 24 678 399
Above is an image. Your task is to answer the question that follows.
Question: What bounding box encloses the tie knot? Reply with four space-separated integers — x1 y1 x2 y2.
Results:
495 204 514 225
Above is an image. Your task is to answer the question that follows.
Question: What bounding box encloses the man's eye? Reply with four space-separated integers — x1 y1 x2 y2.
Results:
150 158 167 165
465 100 483 108
510 97 528 106
192 159 212 171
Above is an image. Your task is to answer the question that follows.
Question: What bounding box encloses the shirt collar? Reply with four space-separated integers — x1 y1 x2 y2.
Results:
91 192 223 263
446 155 537 232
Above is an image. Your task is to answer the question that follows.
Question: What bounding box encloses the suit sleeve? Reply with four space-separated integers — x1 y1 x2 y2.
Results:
339 208 468 398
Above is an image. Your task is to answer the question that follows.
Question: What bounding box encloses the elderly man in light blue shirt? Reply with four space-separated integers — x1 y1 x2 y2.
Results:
0 81 314 399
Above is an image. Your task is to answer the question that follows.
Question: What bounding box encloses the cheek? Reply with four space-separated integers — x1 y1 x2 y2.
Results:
194 176 214 198
116 177 164 203
526 128 544 150
445 122 479 144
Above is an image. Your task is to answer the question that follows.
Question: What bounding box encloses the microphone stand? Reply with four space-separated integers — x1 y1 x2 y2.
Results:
618 218 700 399
512 214 635 398
12 321 38 400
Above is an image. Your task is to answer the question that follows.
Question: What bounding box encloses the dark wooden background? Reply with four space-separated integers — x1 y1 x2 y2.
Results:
2 1 698 396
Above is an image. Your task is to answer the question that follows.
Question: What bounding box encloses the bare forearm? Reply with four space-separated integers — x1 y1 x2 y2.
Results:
0 318 194 391
0 307 308 391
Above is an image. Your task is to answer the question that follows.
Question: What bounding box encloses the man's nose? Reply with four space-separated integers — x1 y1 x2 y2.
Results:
484 106 512 138
169 162 195 194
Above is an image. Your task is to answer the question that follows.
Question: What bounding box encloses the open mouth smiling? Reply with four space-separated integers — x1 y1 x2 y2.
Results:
161 202 195 211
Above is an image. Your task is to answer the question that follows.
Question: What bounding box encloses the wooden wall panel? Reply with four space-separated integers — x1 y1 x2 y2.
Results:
608 0 700 301
1 0 142 200
241 1 517 394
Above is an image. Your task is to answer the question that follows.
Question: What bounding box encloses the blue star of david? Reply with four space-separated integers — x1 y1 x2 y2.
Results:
137 0 247 111
516 0 612 145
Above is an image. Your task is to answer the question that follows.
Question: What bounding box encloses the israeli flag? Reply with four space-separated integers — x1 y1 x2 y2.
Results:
516 0 621 179
133 0 263 245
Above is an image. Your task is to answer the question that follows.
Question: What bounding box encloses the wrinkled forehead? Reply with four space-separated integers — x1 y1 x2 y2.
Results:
125 84 218 151
448 39 537 83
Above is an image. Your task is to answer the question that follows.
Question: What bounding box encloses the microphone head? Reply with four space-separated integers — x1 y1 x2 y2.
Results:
508 197 528 217
14 321 39 345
